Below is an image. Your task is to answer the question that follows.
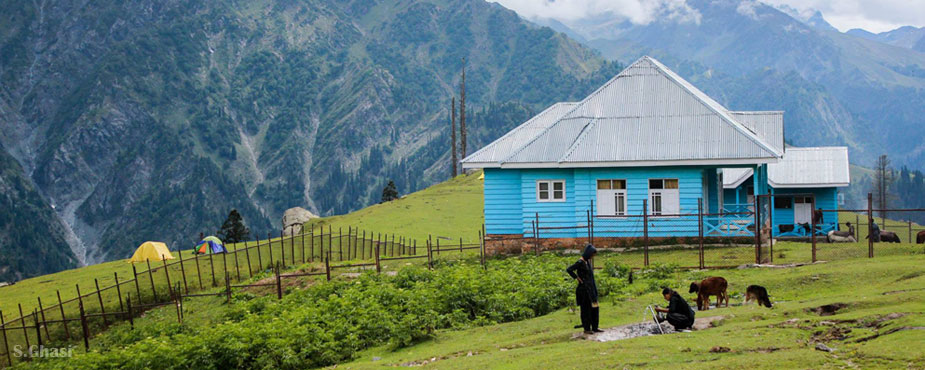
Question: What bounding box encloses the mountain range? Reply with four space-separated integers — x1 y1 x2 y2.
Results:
2 0 924 280
0 0 620 279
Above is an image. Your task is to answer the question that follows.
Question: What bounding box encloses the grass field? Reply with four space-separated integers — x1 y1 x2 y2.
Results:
339 254 925 369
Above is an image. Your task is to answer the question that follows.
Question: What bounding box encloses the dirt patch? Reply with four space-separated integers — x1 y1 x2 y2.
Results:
242 266 323 294
709 346 731 353
587 316 724 342
805 303 848 316
895 271 924 282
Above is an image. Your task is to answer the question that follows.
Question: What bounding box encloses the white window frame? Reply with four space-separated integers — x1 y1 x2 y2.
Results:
536 180 566 202
648 178 679 217
596 179 627 216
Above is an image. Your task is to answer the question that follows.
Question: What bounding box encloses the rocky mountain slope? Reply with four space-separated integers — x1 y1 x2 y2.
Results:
531 0 925 169
0 0 620 272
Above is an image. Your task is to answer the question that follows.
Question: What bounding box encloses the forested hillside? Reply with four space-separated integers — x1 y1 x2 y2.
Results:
0 0 620 273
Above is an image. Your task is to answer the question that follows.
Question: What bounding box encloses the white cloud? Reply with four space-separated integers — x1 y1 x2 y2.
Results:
491 0 925 33
756 0 925 32
490 0 701 25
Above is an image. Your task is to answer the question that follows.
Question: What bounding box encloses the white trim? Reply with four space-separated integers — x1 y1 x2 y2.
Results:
497 157 778 169
769 182 850 188
536 179 566 202
723 168 754 189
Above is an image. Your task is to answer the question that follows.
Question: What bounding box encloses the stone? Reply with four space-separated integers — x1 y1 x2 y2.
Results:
281 207 318 236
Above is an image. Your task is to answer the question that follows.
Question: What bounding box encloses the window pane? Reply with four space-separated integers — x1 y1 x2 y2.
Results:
597 180 611 189
774 197 792 209
651 193 662 215
539 182 549 191
665 179 679 189
539 191 549 200
614 180 626 189
649 179 663 189
553 182 564 191
616 194 625 215
553 190 564 199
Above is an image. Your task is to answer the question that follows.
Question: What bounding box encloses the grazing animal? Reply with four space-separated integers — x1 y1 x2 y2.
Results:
689 277 728 311
827 222 857 243
744 285 773 308
779 224 795 234
916 230 925 244
879 231 901 243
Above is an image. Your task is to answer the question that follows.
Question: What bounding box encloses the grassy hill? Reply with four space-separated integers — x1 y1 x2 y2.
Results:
305 172 485 243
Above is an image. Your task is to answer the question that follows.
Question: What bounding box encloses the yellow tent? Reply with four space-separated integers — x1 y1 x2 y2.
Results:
128 241 175 263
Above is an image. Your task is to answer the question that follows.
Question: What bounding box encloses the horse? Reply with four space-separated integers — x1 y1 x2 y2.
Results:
827 222 856 243
917 230 925 244
879 231 901 243
690 277 728 311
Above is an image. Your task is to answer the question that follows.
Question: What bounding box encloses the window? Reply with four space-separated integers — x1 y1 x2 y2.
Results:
537 180 565 202
597 179 627 215
774 197 793 209
648 179 679 216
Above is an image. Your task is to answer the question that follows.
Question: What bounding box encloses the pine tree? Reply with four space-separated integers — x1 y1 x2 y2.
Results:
459 60 467 163
217 209 250 244
451 97 457 178
381 180 399 203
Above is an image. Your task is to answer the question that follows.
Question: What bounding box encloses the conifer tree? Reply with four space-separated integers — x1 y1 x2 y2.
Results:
459 62 467 162
451 97 457 177
381 180 399 203
217 209 250 243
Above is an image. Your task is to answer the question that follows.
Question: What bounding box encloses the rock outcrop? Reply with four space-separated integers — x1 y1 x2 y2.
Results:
282 207 318 236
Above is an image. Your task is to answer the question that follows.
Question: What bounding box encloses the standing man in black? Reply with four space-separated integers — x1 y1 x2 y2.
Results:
655 287 695 331
567 245 602 334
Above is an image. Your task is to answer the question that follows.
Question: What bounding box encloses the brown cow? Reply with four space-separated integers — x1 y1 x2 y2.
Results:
917 230 925 244
880 231 901 243
689 277 728 311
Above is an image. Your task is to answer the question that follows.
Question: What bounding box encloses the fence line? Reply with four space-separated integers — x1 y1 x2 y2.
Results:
0 227 482 368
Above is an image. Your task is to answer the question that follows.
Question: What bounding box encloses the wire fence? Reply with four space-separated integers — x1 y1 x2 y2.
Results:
0 227 484 368
505 193 925 270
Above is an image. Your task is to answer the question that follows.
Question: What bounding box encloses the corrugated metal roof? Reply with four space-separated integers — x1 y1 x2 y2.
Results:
461 102 576 166
462 56 784 169
722 147 850 188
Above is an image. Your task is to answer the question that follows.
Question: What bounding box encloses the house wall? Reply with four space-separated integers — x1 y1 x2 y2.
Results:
483 168 522 235
771 187 839 226
484 167 710 238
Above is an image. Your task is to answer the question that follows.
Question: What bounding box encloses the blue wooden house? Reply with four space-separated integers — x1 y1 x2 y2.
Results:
462 56 793 244
722 147 849 237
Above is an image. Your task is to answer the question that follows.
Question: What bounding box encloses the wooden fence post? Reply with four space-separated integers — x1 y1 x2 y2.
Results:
753 195 760 265
643 199 649 267
221 246 228 282
855 214 860 240
868 193 874 258
56 290 70 340
534 213 540 256
94 278 108 326
427 236 433 270
175 284 183 324
36 297 50 340
234 247 241 281
328 226 333 262
353 228 359 259
132 264 142 303
374 240 381 274
311 225 316 262
78 299 89 351
225 273 232 304
479 229 485 268
909 220 913 245
811 195 817 263
162 257 174 300
178 251 189 294
276 263 283 299
301 231 306 264
698 198 704 269
146 259 159 302
325 250 332 281
256 237 264 270
33 309 42 348
436 239 440 259
267 232 274 270
126 294 134 328
361 230 366 259
1 310 11 367
17 304 28 350
279 230 286 269
194 251 204 290
290 229 296 266
244 240 253 277
115 272 125 315
209 251 217 287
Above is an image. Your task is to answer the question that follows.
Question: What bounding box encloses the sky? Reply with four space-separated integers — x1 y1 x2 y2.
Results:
490 0 925 33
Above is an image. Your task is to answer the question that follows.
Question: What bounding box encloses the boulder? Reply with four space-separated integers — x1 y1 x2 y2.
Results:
281 207 318 236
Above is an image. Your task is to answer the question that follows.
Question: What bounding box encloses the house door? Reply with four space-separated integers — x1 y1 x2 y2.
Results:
794 197 812 224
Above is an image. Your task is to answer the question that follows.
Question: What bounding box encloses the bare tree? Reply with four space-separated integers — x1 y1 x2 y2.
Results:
459 60 467 163
450 97 457 178
873 154 894 222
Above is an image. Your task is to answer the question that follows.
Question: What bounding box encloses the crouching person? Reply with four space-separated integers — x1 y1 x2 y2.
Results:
655 288 695 331
567 245 602 334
